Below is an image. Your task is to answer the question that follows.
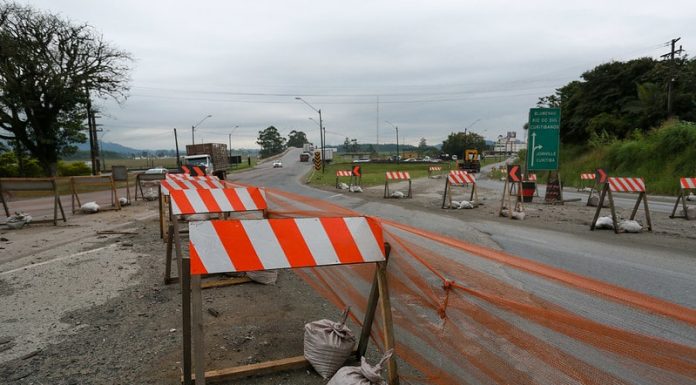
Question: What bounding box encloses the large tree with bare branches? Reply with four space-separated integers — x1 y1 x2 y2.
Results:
0 2 131 175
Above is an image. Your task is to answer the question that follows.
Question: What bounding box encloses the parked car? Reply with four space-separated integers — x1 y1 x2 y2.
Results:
144 167 168 174
272 160 283 168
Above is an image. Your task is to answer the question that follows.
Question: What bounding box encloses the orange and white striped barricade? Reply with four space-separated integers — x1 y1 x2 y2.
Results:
158 175 226 239
442 171 478 209
164 187 267 287
383 171 412 198
69 175 121 214
669 177 696 220
0 178 66 225
180 217 398 385
335 170 354 189
579 172 595 191
590 177 652 233
180 165 207 176
428 166 443 178
527 173 539 197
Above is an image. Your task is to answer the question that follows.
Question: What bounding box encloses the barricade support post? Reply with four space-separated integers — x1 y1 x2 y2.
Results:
0 178 66 225
70 175 120 214
135 172 165 201
384 171 412 199
670 178 695 220
182 217 398 385
111 165 130 203
590 177 652 233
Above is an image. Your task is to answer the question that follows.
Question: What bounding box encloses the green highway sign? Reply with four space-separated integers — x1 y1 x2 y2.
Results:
526 108 560 171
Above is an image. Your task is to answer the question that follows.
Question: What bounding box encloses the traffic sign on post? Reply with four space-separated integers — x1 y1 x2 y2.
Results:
352 165 362 177
313 151 321 171
526 108 560 171
507 165 521 182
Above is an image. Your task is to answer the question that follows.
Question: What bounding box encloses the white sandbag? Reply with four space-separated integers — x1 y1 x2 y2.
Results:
595 216 614 229
619 220 642 233
582 187 593 193
500 208 511 217
390 191 405 199
680 206 696 218
11 212 32 223
304 308 356 379
459 200 474 209
587 196 610 207
81 201 100 213
144 188 158 201
511 210 525 220
327 349 393 385
338 182 350 190
119 197 130 206
687 193 696 201
246 270 278 285
349 185 363 193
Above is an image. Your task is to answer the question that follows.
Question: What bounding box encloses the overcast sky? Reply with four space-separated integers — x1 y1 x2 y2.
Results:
19 0 696 150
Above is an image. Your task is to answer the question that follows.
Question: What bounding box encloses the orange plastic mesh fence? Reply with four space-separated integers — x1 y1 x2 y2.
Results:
260 186 696 384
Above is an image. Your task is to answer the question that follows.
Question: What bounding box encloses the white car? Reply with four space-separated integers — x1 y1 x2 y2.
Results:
144 167 168 174
272 160 283 168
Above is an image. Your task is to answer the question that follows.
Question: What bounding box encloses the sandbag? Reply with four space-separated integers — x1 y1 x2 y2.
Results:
595 216 614 229
619 219 642 233
338 182 350 190
687 193 696 202
390 191 404 199
304 308 356 379
246 270 278 285
144 188 158 201
458 200 474 209
119 197 130 206
81 201 100 213
349 186 363 193
511 210 525 220
327 349 393 385
587 196 610 207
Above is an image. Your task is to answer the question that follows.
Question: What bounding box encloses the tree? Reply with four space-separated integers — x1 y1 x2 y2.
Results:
441 131 486 158
343 137 351 152
257 126 286 157
0 3 131 175
286 130 308 148
417 137 428 156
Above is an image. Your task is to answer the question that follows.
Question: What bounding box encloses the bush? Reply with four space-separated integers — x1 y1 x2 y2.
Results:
58 161 91 176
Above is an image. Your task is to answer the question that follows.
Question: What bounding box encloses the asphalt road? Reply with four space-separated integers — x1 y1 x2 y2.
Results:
232 148 696 313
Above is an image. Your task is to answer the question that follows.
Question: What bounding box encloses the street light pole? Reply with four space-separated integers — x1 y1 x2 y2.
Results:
191 114 212 145
228 125 239 157
385 120 399 164
295 97 325 173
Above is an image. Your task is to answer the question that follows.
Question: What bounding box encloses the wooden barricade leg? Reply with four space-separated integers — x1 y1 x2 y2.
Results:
383 181 389 198
111 179 121 210
642 192 653 231
376 260 398 385
590 184 608 231
164 223 175 285
182 258 193 385
0 183 9 217
407 180 412 198
630 192 642 220
159 185 165 239
469 183 477 204
358 265 381 358
499 179 509 216
514 181 524 213
670 193 684 218
608 189 619 234
441 180 449 209
192 275 206 385
71 178 80 214
335 176 339 189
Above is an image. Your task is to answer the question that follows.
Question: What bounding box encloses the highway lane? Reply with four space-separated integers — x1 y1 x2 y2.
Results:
231 148 696 312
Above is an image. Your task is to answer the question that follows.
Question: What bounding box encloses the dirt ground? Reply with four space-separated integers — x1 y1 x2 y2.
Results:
1 173 694 385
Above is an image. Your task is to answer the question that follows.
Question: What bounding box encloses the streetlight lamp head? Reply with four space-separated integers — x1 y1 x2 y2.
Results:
295 97 301 100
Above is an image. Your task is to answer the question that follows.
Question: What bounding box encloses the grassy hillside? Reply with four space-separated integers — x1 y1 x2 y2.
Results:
559 120 696 195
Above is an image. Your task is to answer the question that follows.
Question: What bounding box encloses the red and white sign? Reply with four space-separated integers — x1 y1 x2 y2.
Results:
336 170 353 177
608 177 645 193
580 173 594 180
527 173 537 182
167 174 219 181
679 177 696 189
385 171 410 180
160 178 225 195
189 217 385 274
447 170 475 185
428 166 442 172
169 187 266 215
181 165 206 176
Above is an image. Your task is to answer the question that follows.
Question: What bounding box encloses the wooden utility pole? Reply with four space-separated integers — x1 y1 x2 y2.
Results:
661 37 683 116
85 89 97 175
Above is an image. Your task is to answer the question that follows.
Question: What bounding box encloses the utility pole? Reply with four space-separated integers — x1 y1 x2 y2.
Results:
661 37 683 116
85 88 98 176
174 128 180 168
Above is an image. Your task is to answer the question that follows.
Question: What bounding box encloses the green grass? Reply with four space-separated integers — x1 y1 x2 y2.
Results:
308 158 498 187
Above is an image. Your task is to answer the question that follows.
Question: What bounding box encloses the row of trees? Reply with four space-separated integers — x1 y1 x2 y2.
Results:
537 56 696 145
256 127 311 158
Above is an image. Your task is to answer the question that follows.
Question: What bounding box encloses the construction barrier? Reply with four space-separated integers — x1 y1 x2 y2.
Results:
441 171 478 209
428 166 443 178
499 165 523 217
70 175 121 214
0 177 66 225
383 171 412 198
590 177 652 233
669 177 696 220
579 172 595 191
251 186 696 385
111 165 131 203
164 187 267 287
181 165 206 176
135 173 165 201
335 170 359 189
180 217 398 385
157 175 226 238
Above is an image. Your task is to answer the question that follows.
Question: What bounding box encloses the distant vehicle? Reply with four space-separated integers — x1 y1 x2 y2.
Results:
352 159 371 163
458 149 481 173
404 158 416 162
300 152 310 162
183 143 230 179
144 167 168 174
303 143 315 153
273 160 283 168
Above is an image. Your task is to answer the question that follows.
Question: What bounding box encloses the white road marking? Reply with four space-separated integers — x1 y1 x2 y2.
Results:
1 244 117 276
